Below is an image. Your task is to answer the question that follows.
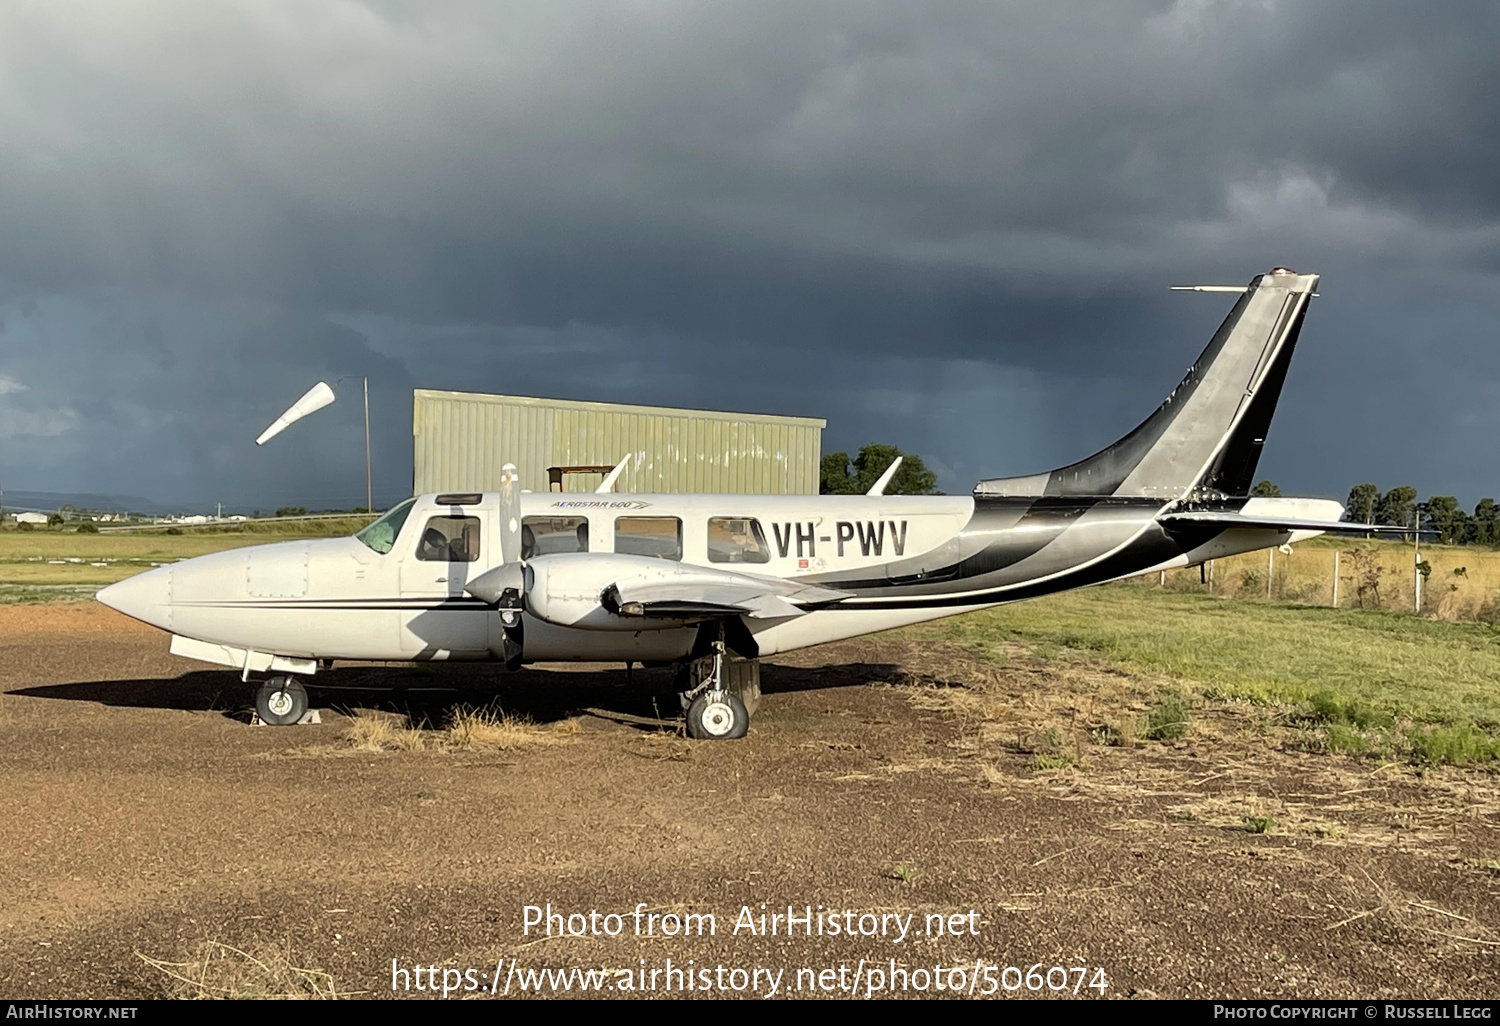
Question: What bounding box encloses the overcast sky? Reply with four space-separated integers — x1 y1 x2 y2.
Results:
1 1 1497 511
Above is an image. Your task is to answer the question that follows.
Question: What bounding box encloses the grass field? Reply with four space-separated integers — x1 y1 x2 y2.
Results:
905 584 1500 767
0 518 375 590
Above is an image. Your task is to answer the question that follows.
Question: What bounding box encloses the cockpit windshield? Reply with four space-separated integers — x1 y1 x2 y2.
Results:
356 498 417 554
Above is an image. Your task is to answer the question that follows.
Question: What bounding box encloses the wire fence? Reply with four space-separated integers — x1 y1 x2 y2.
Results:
1129 539 1500 621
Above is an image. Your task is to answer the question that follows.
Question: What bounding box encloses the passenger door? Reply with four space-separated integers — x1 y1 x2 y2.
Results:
398 511 490 656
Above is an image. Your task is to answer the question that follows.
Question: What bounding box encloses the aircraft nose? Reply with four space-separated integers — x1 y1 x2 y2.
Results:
96 565 172 631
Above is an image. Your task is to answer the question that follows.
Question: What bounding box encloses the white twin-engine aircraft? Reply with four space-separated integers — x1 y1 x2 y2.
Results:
98 269 1391 739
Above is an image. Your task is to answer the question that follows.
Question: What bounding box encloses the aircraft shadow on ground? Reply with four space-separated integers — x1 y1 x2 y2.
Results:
7 660 900 728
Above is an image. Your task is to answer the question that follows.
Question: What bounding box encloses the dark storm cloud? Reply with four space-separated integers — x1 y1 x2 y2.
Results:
0 1 1497 505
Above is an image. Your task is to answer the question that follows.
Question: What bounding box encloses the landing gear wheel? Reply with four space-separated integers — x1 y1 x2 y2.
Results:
256 676 308 726
685 692 749 740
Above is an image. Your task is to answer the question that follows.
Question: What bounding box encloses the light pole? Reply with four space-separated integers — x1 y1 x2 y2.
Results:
256 375 373 513
342 374 373 514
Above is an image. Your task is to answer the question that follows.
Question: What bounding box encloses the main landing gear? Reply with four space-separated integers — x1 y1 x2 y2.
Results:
687 690 749 740
675 634 759 740
255 675 309 726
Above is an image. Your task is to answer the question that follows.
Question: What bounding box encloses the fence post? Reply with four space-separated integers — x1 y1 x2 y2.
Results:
1414 535 1422 614
1266 548 1273 599
1332 549 1340 608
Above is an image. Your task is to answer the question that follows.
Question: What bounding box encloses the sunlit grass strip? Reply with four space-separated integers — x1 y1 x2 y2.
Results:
0 584 99 604
911 587 1500 731
0 520 377 587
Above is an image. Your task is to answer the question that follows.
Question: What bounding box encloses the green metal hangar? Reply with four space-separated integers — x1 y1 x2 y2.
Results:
412 389 826 496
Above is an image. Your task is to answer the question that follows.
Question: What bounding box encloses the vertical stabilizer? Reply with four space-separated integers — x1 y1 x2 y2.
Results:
976 268 1318 499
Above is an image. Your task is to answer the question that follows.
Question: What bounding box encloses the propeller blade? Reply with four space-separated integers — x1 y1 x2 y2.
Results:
499 463 522 565
473 462 527 672
465 562 527 671
501 618 523 672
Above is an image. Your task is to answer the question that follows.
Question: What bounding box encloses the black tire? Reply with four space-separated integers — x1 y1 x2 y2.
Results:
685 692 749 740
256 676 308 726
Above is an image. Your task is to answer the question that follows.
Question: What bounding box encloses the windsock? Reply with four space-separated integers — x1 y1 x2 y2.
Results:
255 381 336 445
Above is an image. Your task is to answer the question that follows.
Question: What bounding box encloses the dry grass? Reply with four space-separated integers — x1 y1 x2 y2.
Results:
1140 536 1500 620
853 633 1500 873
909 587 1500 760
339 706 575 753
444 705 577 749
880 642 1165 778
342 713 430 753
1316 867 1500 951
636 732 694 761
136 940 343 999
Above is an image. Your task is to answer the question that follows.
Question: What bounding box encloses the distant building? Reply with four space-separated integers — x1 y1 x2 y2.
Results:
413 389 825 496
13 512 48 525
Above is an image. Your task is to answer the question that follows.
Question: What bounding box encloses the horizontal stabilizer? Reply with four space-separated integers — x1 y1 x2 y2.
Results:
1159 511 1435 536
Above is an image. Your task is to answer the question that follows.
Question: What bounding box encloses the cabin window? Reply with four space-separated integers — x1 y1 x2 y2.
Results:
522 516 590 558
707 517 771 564
614 516 682 560
415 515 481 562
356 498 416 554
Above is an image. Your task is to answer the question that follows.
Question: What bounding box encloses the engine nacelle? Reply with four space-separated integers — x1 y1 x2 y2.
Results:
525 553 716 631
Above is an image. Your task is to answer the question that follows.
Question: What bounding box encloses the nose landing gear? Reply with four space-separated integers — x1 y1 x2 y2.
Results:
255 675 310 726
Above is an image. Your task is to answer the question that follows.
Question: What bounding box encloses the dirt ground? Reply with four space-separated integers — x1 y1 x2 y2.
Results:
1 603 1496 1000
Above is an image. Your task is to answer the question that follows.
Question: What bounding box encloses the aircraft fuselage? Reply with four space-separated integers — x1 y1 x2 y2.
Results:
96 490 1329 673
96 268 1343 691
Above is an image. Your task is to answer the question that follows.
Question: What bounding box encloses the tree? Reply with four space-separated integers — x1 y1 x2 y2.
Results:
1375 486 1417 528
820 444 938 495
1250 480 1281 497
1346 483 1379 524
1419 495 1468 545
1345 547 1388 608
46 512 64 527
820 453 860 494
274 506 308 517
1472 498 1500 547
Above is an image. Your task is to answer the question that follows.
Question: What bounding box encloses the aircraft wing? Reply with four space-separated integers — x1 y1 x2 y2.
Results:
1158 511 1432 535
603 571 851 620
